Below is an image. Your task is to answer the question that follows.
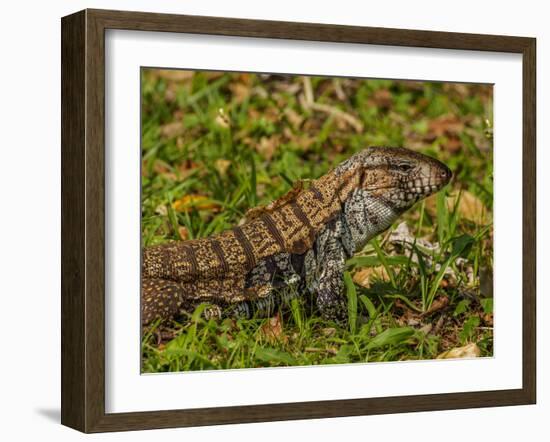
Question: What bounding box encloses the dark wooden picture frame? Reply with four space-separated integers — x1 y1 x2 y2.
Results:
61 8 536 433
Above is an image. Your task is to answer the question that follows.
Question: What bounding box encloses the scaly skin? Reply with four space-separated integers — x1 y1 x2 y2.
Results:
141 146 452 325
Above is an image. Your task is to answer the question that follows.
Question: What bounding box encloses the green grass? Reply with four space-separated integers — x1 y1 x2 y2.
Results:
140 70 494 372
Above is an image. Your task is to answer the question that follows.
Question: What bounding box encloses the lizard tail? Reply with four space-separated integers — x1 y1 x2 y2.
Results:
141 278 188 325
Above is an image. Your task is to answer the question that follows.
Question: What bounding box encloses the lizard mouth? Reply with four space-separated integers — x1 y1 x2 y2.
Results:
411 162 452 194
401 164 452 201
406 181 446 195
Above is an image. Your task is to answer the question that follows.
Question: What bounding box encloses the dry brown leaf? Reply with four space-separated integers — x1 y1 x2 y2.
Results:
295 135 315 151
237 73 252 85
432 314 446 336
445 135 462 153
284 108 304 129
321 327 337 337
178 226 189 241
228 82 252 103
154 69 194 82
214 159 231 177
259 314 287 344
256 135 280 160
352 266 389 288
443 82 470 98
172 195 220 213
164 85 177 103
455 191 489 224
264 107 281 123
421 295 450 317
333 79 346 101
247 108 260 121
153 161 177 180
160 121 185 139
176 159 201 180
419 323 433 334
436 342 481 359
482 313 494 327
427 114 464 139
155 204 168 216
204 71 224 80
371 89 393 108
425 191 489 225
141 160 149 177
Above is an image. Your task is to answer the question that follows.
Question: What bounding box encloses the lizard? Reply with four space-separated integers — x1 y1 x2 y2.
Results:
141 146 452 325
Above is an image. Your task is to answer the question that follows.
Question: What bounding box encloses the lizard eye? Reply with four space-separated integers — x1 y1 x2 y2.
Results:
395 163 413 172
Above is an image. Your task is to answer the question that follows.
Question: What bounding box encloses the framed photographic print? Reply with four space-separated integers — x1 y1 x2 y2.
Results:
61 9 536 433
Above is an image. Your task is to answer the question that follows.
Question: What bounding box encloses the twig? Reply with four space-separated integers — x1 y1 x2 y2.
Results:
333 78 347 101
301 77 364 133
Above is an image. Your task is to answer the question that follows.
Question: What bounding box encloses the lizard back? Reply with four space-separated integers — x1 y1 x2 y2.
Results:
142 170 354 293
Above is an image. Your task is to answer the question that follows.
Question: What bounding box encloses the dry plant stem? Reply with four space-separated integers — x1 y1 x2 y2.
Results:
301 77 364 133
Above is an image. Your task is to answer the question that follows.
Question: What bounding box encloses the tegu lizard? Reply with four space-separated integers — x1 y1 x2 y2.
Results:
141 146 452 325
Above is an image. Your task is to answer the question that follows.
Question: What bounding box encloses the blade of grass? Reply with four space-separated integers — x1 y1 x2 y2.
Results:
343 271 358 334
371 238 397 288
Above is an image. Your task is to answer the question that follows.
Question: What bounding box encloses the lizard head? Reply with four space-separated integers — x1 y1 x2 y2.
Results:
336 145 452 214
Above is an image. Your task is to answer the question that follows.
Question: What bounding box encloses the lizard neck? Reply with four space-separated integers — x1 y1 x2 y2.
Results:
343 188 400 252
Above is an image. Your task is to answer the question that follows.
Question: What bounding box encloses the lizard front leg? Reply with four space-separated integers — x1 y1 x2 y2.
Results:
312 218 352 324
315 253 348 323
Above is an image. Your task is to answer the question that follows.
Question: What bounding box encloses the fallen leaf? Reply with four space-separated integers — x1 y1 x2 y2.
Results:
284 108 304 129
427 114 464 139
445 135 462 153
160 121 185 139
432 314 446 336
421 295 450 317
164 85 177 103
425 191 489 224
204 71 225 80
482 313 494 327
256 135 280 160
443 82 470 98
155 204 168 216
214 159 231 177
273 81 301 95
153 161 177 180
332 79 346 101
178 226 189 241
259 314 287 344
371 89 393 108
321 327 337 337
436 342 481 359
454 191 489 224
419 323 433 334
172 195 220 213
155 69 194 82
352 266 389 288
228 82 252 103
